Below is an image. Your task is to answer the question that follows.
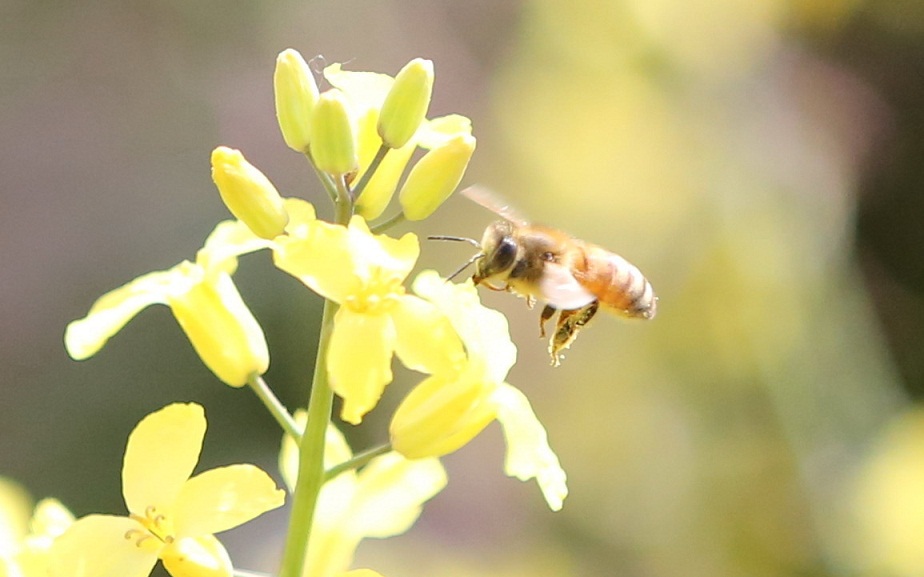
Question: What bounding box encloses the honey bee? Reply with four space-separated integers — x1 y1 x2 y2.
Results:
432 186 657 366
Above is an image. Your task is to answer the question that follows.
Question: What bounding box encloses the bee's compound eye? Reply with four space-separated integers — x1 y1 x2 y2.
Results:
493 237 517 270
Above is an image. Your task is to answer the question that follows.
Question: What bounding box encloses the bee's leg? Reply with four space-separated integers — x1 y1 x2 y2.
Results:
539 305 556 338
549 301 599 366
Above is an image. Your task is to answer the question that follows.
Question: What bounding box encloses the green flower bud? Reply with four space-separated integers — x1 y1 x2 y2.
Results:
377 58 434 149
308 90 358 176
211 147 289 240
274 48 319 153
399 134 476 221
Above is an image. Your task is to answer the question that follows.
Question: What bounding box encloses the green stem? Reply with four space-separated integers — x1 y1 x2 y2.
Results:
369 211 406 234
247 374 301 442
350 144 390 200
278 299 339 577
306 152 339 205
333 174 353 224
324 443 393 482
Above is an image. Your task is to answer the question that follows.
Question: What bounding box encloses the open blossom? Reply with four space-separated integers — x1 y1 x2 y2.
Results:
390 271 568 511
279 413 446 577
50 403 284 577
62 199 315 387
0 478 74 577
273 215 465 424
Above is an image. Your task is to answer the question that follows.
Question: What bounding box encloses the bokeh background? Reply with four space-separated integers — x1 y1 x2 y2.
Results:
4 0 924 575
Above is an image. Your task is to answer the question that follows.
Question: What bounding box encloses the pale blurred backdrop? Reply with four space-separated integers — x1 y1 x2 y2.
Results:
3 1 924 576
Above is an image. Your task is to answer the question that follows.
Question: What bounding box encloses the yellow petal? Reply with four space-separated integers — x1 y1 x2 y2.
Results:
348 217 419 283
415 114 472 149
274 48 319 153
122 403 206 517
0 478 31 555
347 452 446 538
342 571 385 577
391 295 465 376
280 416 356 492
169 265 269 387
353 108 417 221
853 408 924 574
49 515 158 577
491 384 568 511
28 498 74 541
412 270 516 383
356 141 416 221
172 465 284 538
390 369 496 459
195 220 272 276
64 269 177 360
323 63 394 113
160 535 231 577
328 309 396 425
273 220 356 303
281 197 317 237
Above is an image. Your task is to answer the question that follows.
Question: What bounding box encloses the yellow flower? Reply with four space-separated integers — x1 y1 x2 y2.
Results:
211 146 289 240
322 62 474 221
377 58 434 149
309 90 358 176
279 413 446 577
274 48 319 153
852 407 924 576
390 271 568 511
0 479 74 577
398 134 476 221
50 403 284 577
62 199 311 386
273 216 465 424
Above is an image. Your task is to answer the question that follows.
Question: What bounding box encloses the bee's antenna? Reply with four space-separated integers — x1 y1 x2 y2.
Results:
427 236 484 282
445 252 484 282
427 235 482 249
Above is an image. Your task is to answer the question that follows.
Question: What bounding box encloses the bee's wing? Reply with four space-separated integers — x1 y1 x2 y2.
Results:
460 185 530 226
539 262 597 310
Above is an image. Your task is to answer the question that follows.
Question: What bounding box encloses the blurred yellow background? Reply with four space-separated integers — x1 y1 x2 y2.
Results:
3 0 924 575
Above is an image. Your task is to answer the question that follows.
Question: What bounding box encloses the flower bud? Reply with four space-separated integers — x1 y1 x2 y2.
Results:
211 147 289 240
274 48 319 153
390 369 496 459
308 90 358 176
169 265 269 387
399 134 476 221
377 58 433 149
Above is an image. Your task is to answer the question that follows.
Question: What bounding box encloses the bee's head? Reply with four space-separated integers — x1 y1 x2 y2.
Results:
473 220 518 284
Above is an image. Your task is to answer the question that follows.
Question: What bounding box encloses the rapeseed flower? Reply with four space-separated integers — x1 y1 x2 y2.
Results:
63 209 287 387
279 414 446 577
0 478 74 577
273 216 465 424
50 403 284 577
390 271 568 511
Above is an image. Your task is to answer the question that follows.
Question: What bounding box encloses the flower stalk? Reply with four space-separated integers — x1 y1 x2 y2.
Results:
247 374 301 442
278 299 339 577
